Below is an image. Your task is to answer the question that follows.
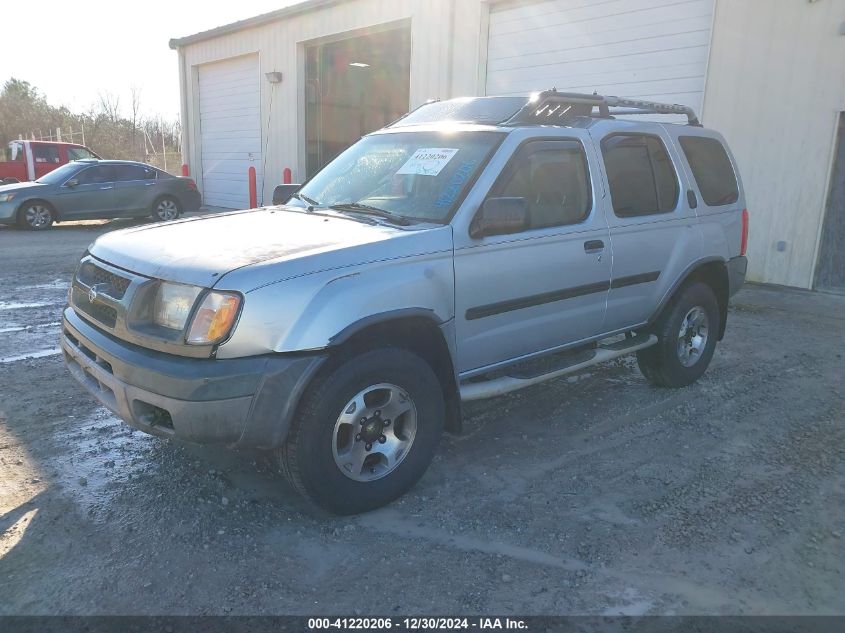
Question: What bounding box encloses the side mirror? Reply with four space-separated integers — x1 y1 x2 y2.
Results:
272 183 302 205
470 197 529 239
65 178 79 188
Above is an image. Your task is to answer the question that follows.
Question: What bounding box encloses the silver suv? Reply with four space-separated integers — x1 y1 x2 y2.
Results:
62 92 748 514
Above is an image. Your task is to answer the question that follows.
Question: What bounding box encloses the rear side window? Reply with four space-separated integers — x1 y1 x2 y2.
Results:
7 142 24 161
33 145 60 164
601 134 678 217
113 164 148 181
679 136 739 206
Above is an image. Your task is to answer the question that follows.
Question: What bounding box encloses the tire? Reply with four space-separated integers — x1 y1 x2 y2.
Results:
16 201 54 230
152 196 181 221
278 348 445 514
636 282 720 388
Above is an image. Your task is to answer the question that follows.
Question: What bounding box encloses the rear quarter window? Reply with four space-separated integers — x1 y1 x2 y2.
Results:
679 136 739 206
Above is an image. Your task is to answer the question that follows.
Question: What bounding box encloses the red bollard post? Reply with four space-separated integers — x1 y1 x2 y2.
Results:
181 164 189 177
248 166 257 208
283 167 292 184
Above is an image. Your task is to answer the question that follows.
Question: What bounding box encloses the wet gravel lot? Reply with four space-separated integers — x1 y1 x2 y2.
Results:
0 219 843 616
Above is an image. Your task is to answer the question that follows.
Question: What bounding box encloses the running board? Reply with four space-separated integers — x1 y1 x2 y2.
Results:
459 334 658 401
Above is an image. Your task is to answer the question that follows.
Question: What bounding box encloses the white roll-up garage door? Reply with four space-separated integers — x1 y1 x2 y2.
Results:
198 54 262 209
486 0 715 115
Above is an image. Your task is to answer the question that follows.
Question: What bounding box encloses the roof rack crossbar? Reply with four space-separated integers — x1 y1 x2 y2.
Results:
502 90 700 126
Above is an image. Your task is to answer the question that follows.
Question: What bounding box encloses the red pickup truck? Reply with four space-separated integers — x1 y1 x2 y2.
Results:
1 140 101 184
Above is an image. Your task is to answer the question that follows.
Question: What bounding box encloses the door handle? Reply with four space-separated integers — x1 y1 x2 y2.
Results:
687 189 698 209
584 240 605 253
99 185 113 190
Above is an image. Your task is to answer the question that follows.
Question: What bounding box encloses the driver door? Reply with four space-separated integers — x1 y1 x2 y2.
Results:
453 137 612 374
54 165 116 218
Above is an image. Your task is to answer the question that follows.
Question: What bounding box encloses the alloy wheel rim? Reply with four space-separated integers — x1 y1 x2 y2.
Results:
332 383 418 482
677 306 709 367
156 200 178 220
25 205 51 228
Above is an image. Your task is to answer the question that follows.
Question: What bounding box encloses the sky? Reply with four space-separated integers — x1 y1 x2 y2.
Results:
0 0 303 121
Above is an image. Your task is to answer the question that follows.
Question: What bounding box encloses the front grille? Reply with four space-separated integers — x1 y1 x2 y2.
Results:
71 287 118 328
77 261 131 299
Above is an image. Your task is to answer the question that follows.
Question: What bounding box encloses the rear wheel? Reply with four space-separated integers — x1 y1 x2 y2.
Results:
636 282 720 388
152 196 181 221
278 348 444 514
17 202 54 230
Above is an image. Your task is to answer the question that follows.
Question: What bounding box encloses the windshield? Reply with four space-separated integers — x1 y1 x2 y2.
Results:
35 162 83 184
67 146 99 161
288 130 503 222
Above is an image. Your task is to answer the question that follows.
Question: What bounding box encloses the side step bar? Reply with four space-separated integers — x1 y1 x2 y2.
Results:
459 334 658 402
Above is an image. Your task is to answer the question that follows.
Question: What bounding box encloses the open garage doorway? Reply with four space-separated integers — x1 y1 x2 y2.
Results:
305 25 411 178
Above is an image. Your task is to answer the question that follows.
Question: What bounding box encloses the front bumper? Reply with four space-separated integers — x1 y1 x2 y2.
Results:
0 200 17 224
62 307 325 448
727 255 748 296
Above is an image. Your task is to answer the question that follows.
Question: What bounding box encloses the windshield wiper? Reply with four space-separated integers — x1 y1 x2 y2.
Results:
328 202 411 226
291 192 321 207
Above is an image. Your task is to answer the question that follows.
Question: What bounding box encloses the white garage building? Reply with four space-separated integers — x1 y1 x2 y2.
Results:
170 0 845 291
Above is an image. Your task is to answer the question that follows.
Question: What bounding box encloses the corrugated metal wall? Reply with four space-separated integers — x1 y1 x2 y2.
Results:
178 0 484 206
702 0 845 288
485 0 715 117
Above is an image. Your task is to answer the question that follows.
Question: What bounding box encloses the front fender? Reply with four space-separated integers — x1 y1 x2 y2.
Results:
216 252 455 358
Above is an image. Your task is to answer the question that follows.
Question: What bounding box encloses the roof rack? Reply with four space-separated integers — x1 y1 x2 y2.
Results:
503 90 701 126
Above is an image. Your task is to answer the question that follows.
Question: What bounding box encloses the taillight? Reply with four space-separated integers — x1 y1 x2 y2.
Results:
740 208 749 257
186 179 198 191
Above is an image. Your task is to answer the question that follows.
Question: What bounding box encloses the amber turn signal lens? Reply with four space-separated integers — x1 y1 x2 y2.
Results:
186 291 242 345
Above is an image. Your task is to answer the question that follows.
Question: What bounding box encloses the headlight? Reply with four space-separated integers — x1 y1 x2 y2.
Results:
186 291 242 345
0 193 17 203
153 283 202 330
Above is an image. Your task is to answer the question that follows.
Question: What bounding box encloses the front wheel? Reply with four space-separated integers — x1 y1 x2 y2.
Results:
278 348 444 514
17 202 54 230
636 282 720 388
152 196 181 221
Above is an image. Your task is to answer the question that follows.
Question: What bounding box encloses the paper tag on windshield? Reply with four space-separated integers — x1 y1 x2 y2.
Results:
396 148 459 176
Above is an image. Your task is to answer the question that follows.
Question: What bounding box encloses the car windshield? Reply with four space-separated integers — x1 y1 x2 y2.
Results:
288 130 504 223
35 162 83 185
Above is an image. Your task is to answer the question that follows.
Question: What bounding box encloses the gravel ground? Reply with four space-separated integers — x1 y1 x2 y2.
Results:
0 219 843 616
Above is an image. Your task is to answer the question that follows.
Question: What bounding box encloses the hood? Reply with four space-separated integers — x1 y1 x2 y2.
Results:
89 208 452 289
0 181 48 194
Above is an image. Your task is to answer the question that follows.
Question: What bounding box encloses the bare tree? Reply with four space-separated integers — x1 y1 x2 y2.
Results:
97 92 121 123
1 78 182 173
